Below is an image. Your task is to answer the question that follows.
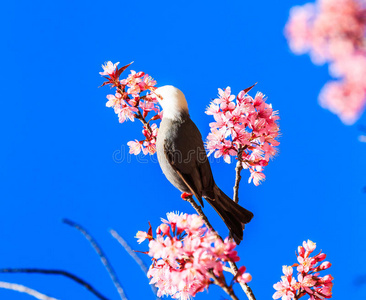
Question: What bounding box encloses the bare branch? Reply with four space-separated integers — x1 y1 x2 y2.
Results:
233 148 244 204
0 281 58 300
0 268 108 300
109 230 149 274
62 219 128 300
208 271 239 300
110 230 161 299
184 197 256 300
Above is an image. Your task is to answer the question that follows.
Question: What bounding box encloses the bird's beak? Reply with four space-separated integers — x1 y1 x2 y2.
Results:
149 86 163 100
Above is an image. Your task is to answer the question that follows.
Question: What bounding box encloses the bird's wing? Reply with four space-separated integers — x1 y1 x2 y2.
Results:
163 142 205 207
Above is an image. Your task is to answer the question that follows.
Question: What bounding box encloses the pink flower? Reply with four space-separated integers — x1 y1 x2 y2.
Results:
139 74 157 91
274 240 333 300
135 231 150 244
141 123 158 155
120 70 157 98
285 0 366 124
206 86 280 185
319 80 366 125
214 87 236 104
303 240 316 253
283 266 293 277
248 169 266 186
298 273 316 289
127 140 143 155
101 62 161 156
273 275 299 300
116 104 138 123
137 212 250 299
105 94 120 108
99 61 120 75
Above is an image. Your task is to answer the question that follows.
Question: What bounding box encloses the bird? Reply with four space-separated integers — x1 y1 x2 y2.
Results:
153 85 253 244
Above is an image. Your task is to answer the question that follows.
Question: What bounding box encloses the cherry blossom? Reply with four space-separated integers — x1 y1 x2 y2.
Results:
99 61 120 76
206 86 280 186
285 0 366 124
273 240 333 300
100 61 160 155
136 212 251 300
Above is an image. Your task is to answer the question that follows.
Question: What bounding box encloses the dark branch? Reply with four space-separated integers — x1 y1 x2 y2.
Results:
62 219 128 300
0 268 108 300
208 271 239 300
233 147 247 204
184 197 256 300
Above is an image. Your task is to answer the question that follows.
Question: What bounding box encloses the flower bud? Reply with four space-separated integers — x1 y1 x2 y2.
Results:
321 275 334 283
258 160 268 166
237 266 247 275
319 261 331 270
298 246 305 256
240 273 252 283
314 253 326 262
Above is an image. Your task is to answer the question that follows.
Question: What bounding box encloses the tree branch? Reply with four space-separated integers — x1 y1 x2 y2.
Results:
110 229 161 299
208 271 239 300
233 148 244 204
0 281 58 300
62 219 128 300
0 268 108 300
184 197 256 300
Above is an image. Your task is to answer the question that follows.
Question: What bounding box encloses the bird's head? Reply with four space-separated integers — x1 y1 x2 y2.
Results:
152 85 189 120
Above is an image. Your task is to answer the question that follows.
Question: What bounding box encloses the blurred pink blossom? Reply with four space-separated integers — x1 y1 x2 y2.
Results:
206 86 280 186
273 240 333 300
137 212 251 299
285 0 366 124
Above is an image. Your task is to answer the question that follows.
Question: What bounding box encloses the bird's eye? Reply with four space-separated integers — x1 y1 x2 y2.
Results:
155 93 163 100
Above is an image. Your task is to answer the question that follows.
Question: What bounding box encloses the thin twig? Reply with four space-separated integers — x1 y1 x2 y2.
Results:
110 229 160 299
0 281 58 300
233 148 243 204
0 268 108 300
62 219 128 300
208 272 239 300
185 197 256 300
223 266 235 275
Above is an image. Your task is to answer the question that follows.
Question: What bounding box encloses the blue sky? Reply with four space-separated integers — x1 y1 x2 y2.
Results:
1 0 365 299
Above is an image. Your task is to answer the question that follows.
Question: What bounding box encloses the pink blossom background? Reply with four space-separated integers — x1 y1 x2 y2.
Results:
285 0 366 124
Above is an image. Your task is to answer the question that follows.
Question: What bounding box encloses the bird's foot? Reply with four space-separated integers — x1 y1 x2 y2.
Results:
181 192 193 200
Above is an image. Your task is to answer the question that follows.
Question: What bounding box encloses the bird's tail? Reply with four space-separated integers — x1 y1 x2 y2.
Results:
205 185 253 244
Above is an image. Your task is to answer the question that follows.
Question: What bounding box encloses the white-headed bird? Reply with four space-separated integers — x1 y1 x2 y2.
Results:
154 85 253 244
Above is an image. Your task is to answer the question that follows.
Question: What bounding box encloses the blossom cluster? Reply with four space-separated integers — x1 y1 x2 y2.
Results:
100 61 160 155
206 86 280 186
273 240 333 300
136 212 251 300
285 0 366 124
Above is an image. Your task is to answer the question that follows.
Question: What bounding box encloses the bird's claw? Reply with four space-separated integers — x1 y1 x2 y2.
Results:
181 192 193 200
